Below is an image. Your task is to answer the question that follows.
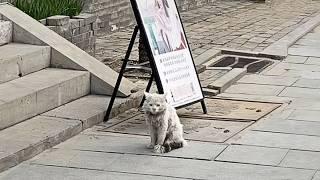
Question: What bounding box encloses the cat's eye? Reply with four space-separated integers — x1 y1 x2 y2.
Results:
156 104 160 107
149 104 153 106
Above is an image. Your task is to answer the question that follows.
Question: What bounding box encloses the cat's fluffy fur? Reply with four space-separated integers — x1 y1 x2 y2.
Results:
142 92 187 153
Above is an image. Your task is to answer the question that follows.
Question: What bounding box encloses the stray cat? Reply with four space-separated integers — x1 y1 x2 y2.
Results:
142 92 187 153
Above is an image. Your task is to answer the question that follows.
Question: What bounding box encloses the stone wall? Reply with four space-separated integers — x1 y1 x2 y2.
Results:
41 14 98 56
83 0 216 33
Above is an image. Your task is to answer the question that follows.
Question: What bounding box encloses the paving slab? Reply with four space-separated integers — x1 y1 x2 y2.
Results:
293 79 320 88
295 38 320 47
55 133 227 160
288 109 320 122
305 57 320 65
101 114 253 143
178 98 281 121
0 116 82 172
271 70 320 79
217 93 292 104
30 149 315 180
280 150 320 170
264 63 320 76
0 164 186 180
313 171 320 180
43 95 128 128
252 119 320 136
289 46 320 57
238 74 298 86
215 145 288 166
279 87 320 99
283 55 308 64
235 131 320 151
288 98 320 110
208 68 246 93
225 83 285 96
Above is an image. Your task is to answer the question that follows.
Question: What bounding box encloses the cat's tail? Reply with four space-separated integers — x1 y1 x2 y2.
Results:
163 140 187 153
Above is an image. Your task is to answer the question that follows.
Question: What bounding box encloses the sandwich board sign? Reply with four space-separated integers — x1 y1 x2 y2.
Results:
104 0 206 121
131 0 205 108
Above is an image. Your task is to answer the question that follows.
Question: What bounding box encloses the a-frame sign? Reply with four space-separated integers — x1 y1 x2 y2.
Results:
104 0 207 121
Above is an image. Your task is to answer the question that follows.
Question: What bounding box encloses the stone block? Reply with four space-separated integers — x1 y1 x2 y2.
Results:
208 68 246 93
225 84 285 96
293 79 320 89
56 133 227 161
46 15 70 26
284 55 308 64
0 69 90 130
0 43 50 83
38 19 46 25
69 19 81 28
79 25 91 34
253 119 320 136
0 20 12 45
31 149 315 180
280 150 320 170
0 116 82 172
0 164 179 180
194 49 222 66
238 74 298 86
73 13 97 25
235 131 320 151
305 57 320 65
288 109 320 122
216 145 288 166
280 87 320 99
43 95 126 129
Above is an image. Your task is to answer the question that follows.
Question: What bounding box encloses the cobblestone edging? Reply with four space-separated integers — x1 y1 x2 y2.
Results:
40 14 98 56
83 0 218 34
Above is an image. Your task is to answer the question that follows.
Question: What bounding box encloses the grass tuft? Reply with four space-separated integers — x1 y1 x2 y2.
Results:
14 0 84 20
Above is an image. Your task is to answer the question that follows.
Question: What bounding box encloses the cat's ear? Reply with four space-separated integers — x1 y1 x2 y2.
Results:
162 92 168 99
144 92 151 98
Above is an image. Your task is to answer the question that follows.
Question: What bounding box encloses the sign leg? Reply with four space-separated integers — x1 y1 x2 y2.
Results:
104 26 139 122
139 72 154 107
201 100 207 114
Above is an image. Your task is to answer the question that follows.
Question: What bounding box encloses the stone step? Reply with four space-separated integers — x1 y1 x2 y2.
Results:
0 20 12 46
207 68 247 93
0 43 50 84
0 95 140 173
0 68 90 130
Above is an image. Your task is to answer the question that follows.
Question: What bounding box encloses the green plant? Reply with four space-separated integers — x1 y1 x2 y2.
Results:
14 0 84 20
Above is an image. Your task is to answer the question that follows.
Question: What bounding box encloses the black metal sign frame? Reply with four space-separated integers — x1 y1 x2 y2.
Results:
104 0 207 121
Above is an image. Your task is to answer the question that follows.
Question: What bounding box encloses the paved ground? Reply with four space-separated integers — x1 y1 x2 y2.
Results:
2 24 320 178
3 0 320 179
95 0 320 71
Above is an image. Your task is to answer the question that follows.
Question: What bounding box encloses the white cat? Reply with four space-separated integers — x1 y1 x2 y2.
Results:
142 92 187 153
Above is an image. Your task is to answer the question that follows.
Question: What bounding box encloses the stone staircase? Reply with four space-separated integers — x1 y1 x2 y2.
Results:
0 7 139 172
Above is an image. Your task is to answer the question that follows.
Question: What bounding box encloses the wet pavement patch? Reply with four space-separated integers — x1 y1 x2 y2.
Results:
99 114 253 143
177 98 281 122
210 55 274 73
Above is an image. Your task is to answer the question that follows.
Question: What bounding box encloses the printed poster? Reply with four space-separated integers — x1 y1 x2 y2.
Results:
133 0 204 107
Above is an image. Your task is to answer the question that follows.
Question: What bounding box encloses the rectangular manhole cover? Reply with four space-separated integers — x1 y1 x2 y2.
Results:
99 114 253 143
177 98 281 121
209 55 273 73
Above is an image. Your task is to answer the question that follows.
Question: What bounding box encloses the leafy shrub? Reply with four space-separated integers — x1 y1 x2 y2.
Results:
14 0 84 20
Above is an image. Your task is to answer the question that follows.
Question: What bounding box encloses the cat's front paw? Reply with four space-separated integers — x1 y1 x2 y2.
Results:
153 144 165 154
146 144 154 149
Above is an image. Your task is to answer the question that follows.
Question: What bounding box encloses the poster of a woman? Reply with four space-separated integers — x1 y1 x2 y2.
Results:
133 0 204 108
139 0 187 55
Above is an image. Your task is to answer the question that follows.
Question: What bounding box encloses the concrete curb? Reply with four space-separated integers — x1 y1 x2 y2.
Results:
262 13 320 58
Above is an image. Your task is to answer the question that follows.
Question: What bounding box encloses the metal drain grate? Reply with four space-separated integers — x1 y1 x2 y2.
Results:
210 55 274 73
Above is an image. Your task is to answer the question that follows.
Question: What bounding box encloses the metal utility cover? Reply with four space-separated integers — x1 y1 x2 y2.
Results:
177 98 281 121
100 114 253 143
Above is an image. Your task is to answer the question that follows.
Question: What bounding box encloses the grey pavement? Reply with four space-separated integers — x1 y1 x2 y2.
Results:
95 0 320 68
4 1 320 180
